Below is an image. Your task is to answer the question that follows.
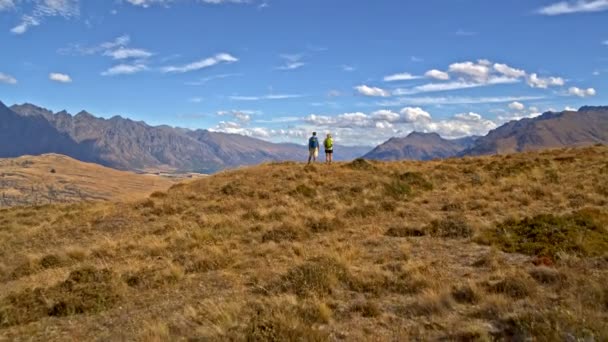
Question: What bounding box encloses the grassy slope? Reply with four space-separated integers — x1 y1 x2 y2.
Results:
0 146 607 341
0 154 176 208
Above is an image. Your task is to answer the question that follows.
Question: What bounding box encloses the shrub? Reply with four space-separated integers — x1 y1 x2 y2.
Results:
486 275 535 299
350 300 382 317
347 158 374 170
398 172 433 191
307 217 344 233
451 284 480 304
275 256 351 297
292 184 316 198
384 181 412 199
482 210 608 258
262 224 305 243
385 225 426 237
221 183 239 195
244 304 329 342
0 267 124 327
528 266 563 285
427 217 473 239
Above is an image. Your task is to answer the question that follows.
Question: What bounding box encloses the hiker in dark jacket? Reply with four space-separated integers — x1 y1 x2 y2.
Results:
308 132 319 164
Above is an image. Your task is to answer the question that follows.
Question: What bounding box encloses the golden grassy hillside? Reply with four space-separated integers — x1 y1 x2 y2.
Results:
0 154 177 208
0 146 607 341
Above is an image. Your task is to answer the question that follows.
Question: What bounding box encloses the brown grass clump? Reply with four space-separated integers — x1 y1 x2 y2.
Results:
0 267 124 327
485 273 536 299
427 216 474 239
528 266 564 285
350 300 382 318
451 283 481 304
385 225 426 237
274 256 351 297
262 224 307 243
245 307 329 342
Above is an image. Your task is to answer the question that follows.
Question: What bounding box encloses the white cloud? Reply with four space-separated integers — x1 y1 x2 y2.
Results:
425 69 450 80
10 0 79 34
564 106 577 111
304 107 497 140
11 15 39 34
229 94 303 101
189 97 203 103
537 0 608 15
568 86 596 97
101 63 148 76
126 0 252 6
603 40 608 45
378 95 545 106
184 73 242 86
400 107 431 122
161 53 237 73
217 110 254 123
448 61 491 82
355 85 391 97
49 72 72 83
104 48 152 60
508 101 525 111
527 73 565 88
371 109 401 122
276 54 306 71
0 0 15 11
0 72 17 84
277 62 305 70
454 29 477 36
394 76 518 95
493 63 526 78
384 72 421 82
342 65 356 72
59 35 134 56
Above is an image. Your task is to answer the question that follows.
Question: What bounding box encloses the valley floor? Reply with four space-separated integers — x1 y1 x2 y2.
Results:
0 146 607 341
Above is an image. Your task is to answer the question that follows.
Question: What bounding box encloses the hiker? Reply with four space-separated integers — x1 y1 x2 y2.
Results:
308 132 319 164
324 133 333 164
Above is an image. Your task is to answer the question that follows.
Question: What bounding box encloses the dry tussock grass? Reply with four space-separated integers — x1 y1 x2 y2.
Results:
0 146 607 340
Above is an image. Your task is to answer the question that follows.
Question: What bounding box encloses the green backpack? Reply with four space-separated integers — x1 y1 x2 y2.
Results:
324 138 333 149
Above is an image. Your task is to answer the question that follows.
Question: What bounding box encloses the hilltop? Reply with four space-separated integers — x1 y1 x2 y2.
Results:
0 146 607 340
0 154 177 208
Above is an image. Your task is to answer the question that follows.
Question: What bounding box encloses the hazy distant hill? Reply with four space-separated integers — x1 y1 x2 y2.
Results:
463 106 608 156
363 132 476 161
0 154 175 207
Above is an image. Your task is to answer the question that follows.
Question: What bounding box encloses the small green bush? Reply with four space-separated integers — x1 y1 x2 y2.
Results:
482 209 608 258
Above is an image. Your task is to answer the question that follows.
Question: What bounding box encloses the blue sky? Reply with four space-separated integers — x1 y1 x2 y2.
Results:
1 0 607 145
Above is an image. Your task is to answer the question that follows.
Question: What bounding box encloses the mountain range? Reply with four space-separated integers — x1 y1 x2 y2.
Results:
2 101 607 170
365 106 608 161
363 132 477 161
1 101 370 173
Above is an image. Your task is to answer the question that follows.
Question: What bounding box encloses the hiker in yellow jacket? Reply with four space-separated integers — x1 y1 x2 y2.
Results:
324 133 333 164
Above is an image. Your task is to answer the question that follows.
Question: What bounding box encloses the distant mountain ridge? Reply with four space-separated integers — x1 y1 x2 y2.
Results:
463 106 608 156
1 102 333 173
365 106 608 161
1 101 370 172
363 132 477 161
